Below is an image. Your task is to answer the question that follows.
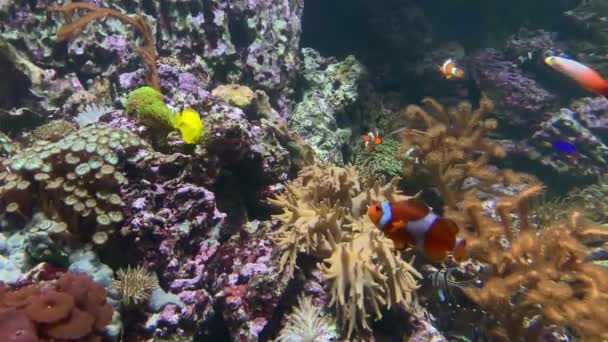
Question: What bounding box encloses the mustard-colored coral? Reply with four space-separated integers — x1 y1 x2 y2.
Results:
457 188 608 341
398 96 537 209
211 84 256 108
269 164 421 337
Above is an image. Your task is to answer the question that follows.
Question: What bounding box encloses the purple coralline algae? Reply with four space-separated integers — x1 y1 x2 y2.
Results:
469 48 557 127
1 0 304 118
209 220 291 342
504 29 564 63
120 151 226 336
510 97 608 176
202 103 290 185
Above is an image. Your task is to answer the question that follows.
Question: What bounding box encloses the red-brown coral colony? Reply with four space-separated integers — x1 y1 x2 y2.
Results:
0 273 114 341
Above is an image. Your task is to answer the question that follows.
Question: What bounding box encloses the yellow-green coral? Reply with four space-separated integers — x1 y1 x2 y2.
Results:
125 86 174 130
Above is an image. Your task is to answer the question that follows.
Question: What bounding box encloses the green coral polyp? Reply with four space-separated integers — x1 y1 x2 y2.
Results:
125 86 175 130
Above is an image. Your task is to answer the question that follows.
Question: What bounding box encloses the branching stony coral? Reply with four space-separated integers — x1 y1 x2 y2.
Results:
112 265 158 306
276 295 338 342
269 163 421 337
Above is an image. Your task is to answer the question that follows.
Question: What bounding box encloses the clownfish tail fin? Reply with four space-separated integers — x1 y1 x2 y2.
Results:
601 79 608 98
452 237 466 261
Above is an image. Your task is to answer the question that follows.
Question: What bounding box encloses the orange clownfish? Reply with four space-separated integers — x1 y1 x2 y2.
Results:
439 58 465 79
362 129 382 151
545 56 608 97
368 199 466 261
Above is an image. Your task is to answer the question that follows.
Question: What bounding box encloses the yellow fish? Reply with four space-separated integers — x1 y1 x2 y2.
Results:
173 108 204 144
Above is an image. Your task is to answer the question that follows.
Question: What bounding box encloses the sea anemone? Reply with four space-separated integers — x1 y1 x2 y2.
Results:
111 265 158 306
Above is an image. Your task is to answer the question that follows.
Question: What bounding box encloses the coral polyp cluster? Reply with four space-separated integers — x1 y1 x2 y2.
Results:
0 125 149 245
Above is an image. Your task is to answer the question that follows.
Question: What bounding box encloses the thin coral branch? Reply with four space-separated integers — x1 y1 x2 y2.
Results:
49 3 160 91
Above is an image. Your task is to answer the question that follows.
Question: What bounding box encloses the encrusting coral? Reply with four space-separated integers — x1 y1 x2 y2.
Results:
0 125 149 246
0 272 114 340
455 186 608 341
398 96 537 209
269 163 422 337
49 2 160 91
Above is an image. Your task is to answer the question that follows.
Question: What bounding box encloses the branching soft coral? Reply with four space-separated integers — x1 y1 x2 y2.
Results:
269 164 421 337
49 3 160 91
399 96 537 209
459 188 608 341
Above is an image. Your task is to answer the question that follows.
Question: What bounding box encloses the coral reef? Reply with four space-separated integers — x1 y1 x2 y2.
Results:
209 220 290 341
0 272 114 340
120 152 224 337
289 48 366 164
510 96 608 176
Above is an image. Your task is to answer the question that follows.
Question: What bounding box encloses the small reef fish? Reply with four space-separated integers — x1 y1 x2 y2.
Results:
544 56 608 97
551 140 577 154
362 129 382 151
173 108 204 144
438 58 465 79
368 199 466 261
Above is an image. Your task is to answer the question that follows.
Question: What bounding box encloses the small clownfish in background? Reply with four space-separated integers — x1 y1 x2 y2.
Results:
368 199 466 261
544 56 608 97
362 129 382 151
173 108 204 144
438 58 465 79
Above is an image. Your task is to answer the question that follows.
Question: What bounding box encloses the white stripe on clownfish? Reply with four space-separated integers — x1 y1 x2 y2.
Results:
379 201 392 229
405 211 438 251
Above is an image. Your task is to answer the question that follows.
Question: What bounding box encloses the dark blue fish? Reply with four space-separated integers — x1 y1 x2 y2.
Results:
552 140 576 154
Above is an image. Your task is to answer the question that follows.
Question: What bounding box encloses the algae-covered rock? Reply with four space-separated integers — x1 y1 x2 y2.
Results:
289 48 366 164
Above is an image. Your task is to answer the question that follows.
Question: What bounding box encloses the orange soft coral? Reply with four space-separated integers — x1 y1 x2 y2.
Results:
459 189 608 341
398 96 537 209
